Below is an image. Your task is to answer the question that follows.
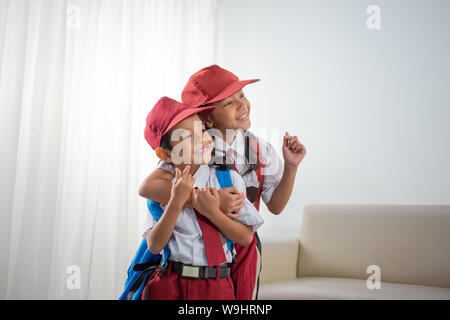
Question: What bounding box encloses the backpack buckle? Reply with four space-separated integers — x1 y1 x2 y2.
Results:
158 262 168 276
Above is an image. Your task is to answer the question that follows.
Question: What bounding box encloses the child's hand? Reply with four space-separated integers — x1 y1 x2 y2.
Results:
170 166 195 207
218 187 245 219
192 186 221 219
282 132 307 168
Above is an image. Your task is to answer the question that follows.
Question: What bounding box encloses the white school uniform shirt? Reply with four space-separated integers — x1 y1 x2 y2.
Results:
143 164 264 266
212 129 284 204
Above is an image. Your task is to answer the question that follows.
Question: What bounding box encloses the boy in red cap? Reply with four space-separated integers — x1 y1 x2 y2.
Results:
140 66 306 299
141 96 263 300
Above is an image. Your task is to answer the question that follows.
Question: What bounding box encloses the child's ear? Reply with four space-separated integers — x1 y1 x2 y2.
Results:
155 147 171 163
204 117 214 129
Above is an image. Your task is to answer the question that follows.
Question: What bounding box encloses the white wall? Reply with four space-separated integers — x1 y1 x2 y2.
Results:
216 0 450 239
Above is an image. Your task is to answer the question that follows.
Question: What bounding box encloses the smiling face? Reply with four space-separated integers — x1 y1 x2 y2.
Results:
160 114 213 167
205 90 251 133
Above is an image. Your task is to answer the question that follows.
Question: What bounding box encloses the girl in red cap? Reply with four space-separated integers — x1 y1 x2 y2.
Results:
139 65 306 300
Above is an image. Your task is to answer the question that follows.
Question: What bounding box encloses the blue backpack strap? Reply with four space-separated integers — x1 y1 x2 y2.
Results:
118 200 170 300
215 167 235 252
216 167 233 189
119 238 160 300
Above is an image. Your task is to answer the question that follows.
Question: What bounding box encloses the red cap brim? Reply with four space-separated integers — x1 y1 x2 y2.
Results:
163 105 216 135
204 79 260 105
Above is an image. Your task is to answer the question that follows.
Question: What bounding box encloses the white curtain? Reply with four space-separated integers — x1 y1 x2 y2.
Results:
0 0 218 299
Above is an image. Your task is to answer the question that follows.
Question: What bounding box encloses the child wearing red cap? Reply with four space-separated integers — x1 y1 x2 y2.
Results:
141 96 263 300
139 66 306 300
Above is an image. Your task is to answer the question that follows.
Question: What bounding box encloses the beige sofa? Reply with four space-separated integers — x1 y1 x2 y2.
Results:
258 204 450 299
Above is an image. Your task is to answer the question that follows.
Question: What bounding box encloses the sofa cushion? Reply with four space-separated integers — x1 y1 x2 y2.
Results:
258 277 450 300
298 205 450 288
259 238 300 284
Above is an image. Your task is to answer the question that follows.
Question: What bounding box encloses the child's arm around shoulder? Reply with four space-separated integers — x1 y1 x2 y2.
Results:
139 162 246 213
192 186 253 246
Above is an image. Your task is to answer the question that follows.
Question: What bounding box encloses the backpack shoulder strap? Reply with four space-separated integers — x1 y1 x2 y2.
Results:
215 167 235 253
215 167 233 188
250 135 265 211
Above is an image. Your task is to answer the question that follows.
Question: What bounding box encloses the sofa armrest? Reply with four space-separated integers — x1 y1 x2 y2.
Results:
259 237 300 284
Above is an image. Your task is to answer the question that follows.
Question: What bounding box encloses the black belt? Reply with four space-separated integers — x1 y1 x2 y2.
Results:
171 262 231 279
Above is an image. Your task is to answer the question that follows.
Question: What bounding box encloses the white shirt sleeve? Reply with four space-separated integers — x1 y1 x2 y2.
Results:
142 212 157 238
142 206 166 257
258 138 284 204
230 170 264 232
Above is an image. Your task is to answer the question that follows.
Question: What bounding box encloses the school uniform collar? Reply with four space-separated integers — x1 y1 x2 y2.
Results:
192 164 210 188
213 129 246 158
169 164 210 188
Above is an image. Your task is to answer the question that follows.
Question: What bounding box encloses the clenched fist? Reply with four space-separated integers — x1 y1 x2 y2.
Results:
192 186 221 219
282 132 307 168
218 187 245 219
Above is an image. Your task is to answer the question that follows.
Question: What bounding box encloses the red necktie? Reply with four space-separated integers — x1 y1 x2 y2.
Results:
194 207 227 266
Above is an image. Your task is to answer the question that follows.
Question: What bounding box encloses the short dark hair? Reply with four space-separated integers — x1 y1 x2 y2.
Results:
159 131 173 151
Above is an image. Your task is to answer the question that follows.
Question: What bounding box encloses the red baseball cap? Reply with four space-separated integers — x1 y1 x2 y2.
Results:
181 64 260 107
144 97 215 150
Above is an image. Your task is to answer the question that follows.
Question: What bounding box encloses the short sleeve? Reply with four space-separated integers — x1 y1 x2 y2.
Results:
142 203 166 257
258 138 283 204
157 160 176 174
142 212 157 238
230 170 264 232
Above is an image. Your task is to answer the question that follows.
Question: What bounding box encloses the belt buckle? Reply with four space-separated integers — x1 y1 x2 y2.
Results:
181 265 200 278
